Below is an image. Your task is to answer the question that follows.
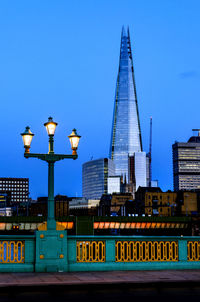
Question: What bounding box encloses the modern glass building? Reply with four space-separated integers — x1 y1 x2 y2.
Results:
82 158 115 199
107 176 121 194
109 27 142 180
173 131 200 190
134 152 147 189
128 153 147 190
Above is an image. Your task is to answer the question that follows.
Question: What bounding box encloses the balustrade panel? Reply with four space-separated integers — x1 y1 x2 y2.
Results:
187 241 200 261
115 241 178 262
76 241 105 262
0 241 24 263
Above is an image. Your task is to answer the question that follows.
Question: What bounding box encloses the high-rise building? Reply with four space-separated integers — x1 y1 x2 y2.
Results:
82 158 115 199
0 178 29 204
107 176 122 194
128 153 147 190
109 27 148 189
173 130 200 190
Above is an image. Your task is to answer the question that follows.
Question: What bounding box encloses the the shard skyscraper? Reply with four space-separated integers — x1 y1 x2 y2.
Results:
109 27 144 185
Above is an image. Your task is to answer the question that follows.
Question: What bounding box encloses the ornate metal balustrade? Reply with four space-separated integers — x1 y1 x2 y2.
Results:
115 240 178 262
188 241 200 261
0 241 24 263
76 241 105 262
0 235 200 272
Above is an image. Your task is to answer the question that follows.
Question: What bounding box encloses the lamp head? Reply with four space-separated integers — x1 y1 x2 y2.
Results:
68 129 81 155
21 126 34 153
44 117 58 136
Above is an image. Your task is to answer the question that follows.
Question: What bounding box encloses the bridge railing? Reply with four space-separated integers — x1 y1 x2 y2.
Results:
0 234 200 272
0 235 35 272
68 236 200 271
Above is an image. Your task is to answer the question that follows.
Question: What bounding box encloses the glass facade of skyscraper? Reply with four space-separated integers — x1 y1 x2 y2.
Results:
82 158 115 199
107 176 121 194
134 152 147 189
173 135 200 190
109 27 142 180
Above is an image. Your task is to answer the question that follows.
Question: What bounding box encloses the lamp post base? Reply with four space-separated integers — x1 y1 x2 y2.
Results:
35 230 68 272
47 218 56 230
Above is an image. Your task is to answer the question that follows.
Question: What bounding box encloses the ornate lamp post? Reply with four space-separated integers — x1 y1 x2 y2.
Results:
21 117 81 230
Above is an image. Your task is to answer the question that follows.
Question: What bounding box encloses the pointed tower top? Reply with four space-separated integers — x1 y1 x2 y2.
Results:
109 26 143 179
121 26 126 37
121 26 131 38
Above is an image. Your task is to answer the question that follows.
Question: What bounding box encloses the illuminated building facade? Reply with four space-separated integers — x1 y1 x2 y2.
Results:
82 158 115 199
109 27 142 181
107 176 121 194
130 152 147 189
145 191 177 216
173 132 200 190
0 178 29 204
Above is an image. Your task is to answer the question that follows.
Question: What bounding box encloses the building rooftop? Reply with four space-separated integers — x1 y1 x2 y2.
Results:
188 136 200 143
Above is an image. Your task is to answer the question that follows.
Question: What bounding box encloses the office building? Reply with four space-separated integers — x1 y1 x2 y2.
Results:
69 198 100 211
0 178 29 204
109 27 150 194
145 191 177 216
82 158 115 199
0 191 11 207
107 176 121 194
128 152 147 190
30 195 69 217
173 130 200 190
0 192 12 216
109 27 142 180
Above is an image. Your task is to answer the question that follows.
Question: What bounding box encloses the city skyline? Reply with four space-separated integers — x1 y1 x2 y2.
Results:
0 1 200 198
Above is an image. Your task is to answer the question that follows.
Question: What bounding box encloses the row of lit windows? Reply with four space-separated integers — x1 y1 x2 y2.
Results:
0 180 28 184
0 185 28 188
13 199 28 202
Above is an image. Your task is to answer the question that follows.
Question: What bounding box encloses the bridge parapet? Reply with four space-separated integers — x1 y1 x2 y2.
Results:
0 234 200 272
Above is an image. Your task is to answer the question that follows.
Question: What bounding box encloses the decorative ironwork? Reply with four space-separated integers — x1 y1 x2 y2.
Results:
0 241 24 263
188 241 200 261
115 241 178 262
77 241 105 262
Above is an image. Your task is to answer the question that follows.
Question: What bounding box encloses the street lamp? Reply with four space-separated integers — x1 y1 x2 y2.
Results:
68 129 81 155
21 117 81 230
21 126 34 153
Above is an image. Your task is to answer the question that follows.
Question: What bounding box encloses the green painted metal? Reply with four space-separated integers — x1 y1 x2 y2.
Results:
0 235 200 272
178 237 188 261
24 134 77 231
105 239 115 263
35 230 68 272
67 235 200 272
0 235 35 272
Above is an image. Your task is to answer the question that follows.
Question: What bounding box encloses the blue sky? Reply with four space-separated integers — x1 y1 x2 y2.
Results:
0 0 200 198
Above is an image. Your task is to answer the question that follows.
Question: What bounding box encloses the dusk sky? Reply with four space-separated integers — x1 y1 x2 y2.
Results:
0 0 200 199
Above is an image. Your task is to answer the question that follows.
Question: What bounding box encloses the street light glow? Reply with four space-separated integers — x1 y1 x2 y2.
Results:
44 117 58 136
21 126 34 153
68 128 81 155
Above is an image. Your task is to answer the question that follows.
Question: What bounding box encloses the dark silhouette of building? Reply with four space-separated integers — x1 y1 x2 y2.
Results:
30 195 69 217
173 130 200 190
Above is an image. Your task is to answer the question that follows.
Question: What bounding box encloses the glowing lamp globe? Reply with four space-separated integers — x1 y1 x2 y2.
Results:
68 129 81 155
44 117 58 136
21 126 34 153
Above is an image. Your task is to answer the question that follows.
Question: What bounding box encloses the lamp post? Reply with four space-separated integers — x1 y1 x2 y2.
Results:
21 117 81 230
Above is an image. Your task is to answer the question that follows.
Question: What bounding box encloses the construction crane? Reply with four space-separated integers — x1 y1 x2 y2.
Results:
149 117 152 186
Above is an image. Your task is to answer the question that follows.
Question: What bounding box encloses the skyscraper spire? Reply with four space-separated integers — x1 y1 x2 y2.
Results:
109 27 142 179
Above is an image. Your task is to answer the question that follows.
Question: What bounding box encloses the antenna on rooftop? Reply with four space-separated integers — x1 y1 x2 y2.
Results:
192 129 200 137
149 117 152 186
